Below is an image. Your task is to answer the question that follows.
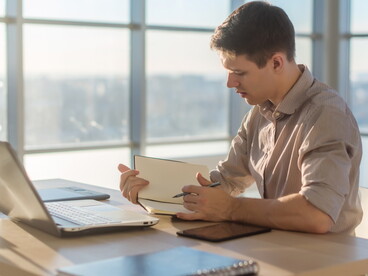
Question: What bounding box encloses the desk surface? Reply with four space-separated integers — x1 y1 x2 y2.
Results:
1 180 368 276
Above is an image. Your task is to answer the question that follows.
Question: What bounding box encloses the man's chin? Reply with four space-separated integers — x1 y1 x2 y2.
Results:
244 98 256 105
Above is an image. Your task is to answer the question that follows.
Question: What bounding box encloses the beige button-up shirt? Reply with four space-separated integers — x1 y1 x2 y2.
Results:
211 65 363 233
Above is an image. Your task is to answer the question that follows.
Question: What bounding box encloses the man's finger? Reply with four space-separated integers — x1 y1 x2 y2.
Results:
196 172 212 186
182 185 203 195
119 169 140 191
183 201 197 211
128 183 148 204
118 163 131 173
183 194 198 204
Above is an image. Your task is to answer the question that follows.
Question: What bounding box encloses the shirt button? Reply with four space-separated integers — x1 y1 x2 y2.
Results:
274 111 281 118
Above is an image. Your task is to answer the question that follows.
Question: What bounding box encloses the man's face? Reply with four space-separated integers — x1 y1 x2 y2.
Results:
221 54 277 106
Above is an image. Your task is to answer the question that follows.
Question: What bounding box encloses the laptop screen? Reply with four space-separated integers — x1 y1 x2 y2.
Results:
0 142 60 236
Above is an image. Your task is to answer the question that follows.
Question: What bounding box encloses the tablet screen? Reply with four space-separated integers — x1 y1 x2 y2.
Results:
177 222 271 242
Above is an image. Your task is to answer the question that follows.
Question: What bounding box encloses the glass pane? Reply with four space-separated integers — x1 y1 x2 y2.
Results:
24 147 130 190
242 0 313 33
361 137 368 188
295 37 312 69
268 0 313 33
0 0 5 17
146 0 230 28
350 38 368 133
0 24 6 141
351 0 368 33
23 0 129 23
146 31 229 142
23 25 129 149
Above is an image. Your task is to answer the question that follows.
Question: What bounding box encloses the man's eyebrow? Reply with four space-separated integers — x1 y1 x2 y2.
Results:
223 64 239 71
229 68 245 73
222 60 245 72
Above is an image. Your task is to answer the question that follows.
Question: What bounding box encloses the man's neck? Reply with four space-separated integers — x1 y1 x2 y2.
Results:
272 61 302 106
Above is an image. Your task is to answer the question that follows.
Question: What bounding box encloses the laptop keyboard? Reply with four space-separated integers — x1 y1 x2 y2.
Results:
46 202 120 225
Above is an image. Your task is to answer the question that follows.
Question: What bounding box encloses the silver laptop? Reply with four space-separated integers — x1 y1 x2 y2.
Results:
0 141 159 237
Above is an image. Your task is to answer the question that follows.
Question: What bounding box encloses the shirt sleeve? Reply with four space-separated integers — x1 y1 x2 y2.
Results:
298 104 362 222
210 111 256 194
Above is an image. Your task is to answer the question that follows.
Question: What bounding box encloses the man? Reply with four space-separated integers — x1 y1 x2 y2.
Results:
118 1 362 234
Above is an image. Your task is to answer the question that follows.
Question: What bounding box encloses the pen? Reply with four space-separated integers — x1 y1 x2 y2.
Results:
172 182 221 198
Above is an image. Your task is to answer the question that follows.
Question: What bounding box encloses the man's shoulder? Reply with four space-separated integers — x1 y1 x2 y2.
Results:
306 80 348 113
301 81 360 136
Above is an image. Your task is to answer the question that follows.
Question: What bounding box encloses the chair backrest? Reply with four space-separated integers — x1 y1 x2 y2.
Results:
355 187 368 238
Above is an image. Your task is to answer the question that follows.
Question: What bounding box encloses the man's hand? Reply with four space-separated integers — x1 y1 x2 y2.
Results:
176 173 333 233
118 164 149 204
176 173 235 221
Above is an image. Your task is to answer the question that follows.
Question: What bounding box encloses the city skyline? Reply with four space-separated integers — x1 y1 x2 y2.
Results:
2 71 368 147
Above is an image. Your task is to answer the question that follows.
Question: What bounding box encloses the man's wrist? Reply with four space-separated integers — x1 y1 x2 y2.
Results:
227 197 244 222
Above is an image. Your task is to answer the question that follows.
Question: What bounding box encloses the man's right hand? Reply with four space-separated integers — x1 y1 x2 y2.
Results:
118 164 149 204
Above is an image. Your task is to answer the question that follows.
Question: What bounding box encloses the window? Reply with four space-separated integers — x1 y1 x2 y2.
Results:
23 25 129 149
350 0 368 188
23 0 129 23
351 38 368 132
21 1 131 186
0 0 4 17
0 23 5 141
3 0 366 188
146 31 228 142
145 0 231 157
146 0 228 28
350 0 368 133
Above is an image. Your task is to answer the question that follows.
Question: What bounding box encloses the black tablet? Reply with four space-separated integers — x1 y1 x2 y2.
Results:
177 222 271 242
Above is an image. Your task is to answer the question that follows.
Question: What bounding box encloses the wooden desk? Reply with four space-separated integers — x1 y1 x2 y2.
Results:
1 180 368 276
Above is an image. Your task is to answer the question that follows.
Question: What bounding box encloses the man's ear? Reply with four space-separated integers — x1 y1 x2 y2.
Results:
271 53 284 71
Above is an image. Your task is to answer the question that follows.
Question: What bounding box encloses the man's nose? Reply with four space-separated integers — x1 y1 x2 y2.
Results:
227 73 239 88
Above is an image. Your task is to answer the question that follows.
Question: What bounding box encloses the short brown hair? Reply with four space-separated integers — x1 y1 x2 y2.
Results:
210 1 295 68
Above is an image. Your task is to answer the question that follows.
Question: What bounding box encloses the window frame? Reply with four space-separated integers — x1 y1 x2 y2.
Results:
3 0 355 165
346 0 368 136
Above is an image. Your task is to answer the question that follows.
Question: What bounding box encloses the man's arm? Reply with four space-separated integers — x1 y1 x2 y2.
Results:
177 186 334 234
230 193 334 233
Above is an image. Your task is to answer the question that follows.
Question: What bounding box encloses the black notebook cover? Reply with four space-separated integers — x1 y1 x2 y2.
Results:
57 246 258 276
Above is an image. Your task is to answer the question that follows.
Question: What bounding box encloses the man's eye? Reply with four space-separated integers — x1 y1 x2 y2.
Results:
234 72 245 76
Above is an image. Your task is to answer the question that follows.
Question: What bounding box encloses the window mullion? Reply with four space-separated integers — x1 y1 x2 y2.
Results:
130 0 146 164
338 0 351 104
321 0 340 91
6 0 24 160
312 0 324 81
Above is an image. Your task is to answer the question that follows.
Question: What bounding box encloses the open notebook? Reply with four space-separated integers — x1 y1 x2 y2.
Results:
134 155 210 215
0 141 159 237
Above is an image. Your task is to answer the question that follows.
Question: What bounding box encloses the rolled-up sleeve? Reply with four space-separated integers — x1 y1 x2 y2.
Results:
299 105 361 222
